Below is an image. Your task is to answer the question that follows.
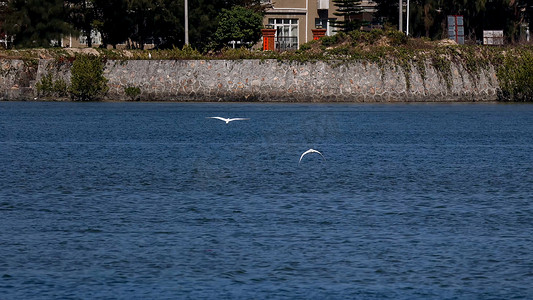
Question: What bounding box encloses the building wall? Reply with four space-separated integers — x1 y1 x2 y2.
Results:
264 0 338 47
263 0 378 49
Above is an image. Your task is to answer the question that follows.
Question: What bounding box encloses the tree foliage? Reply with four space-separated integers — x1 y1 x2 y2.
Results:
92 0 131 48
374 0 531 43
210 6 263 50
497 49 533 101
0 0 267 50
0 1 9 41
69 54 108 101
3 0 74 48
68 0 97 47
332 0 363 33
1 0 530 50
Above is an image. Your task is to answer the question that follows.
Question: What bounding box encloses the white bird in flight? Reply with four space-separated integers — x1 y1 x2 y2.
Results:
299 148 325 164
207 117 250 124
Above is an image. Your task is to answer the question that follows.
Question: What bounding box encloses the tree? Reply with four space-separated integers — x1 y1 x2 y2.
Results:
127 0 159 49
235 0 272 13
371 0 531 42
0 1 9 47
68 0 97 47
150 0 183 48
92 0 131 48
183 0 268 51
3 0 74 48
374 0 399 29
438 0 487 41
332 0 363 33
499 0 529 43
210 6 263 50
120 0 268 50
69 54 108 101
409 0 441 38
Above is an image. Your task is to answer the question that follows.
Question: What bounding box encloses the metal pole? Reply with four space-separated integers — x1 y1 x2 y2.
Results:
406 0 409 35
399 0 403 32
185 0 189 45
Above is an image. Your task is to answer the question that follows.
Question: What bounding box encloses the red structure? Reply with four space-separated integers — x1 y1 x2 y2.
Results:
261 28 276 51
311 29 327 41
447 15 464 44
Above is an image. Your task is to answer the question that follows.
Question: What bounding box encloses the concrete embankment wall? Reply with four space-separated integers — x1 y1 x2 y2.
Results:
1 58 500 102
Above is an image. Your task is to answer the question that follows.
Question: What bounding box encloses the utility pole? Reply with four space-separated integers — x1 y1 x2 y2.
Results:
406 0 409 35
185 0 189 45
399 0 403 32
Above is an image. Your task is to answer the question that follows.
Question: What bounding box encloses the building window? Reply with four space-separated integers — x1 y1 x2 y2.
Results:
268 18 298 51
315 18 337 36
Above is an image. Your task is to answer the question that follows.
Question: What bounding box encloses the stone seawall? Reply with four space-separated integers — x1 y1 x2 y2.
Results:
1 58 500 102
0 60 39 101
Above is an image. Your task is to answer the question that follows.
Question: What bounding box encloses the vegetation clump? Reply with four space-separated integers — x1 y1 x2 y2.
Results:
124 86 141 101
35 73 68 99
209 6 263 51
496 47 533 102
69 54 108 101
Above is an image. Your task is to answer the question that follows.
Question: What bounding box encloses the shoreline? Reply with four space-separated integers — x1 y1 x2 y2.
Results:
2 99 509 104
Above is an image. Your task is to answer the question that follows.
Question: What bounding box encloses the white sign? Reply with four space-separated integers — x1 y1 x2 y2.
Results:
483 30 504 45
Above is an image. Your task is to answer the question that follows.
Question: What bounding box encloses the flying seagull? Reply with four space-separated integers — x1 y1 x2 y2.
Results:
207 117 250 124
299 149 325 164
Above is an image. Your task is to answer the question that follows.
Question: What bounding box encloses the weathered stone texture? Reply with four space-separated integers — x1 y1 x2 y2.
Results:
1 58 500 102
0 60 38 100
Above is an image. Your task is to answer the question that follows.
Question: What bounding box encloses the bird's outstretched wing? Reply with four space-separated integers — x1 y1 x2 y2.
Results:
207 117 250 123
207 117 229 122
299 149 325 164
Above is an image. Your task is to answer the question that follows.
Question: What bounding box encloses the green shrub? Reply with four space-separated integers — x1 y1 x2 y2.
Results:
124 86 141 101
369 29 385 43
69 54 108 101
386 29 408 46
320 35 338 48
35 73 54 95
219 47 254 60
36 73 68 98
210 6 263 51
298 43 312 52
430 51 453 90
152 45 204 60
328 45 351 57
53 77 68 96
321 32 347 48
497 49 533 101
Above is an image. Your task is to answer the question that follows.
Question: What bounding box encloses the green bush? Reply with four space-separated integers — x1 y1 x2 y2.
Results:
386 29 408 46
497 49 533 101
35 73 54 95
348 30 365 44
53 77 68 96
153 45 203 60
299 44 311 52
210 6 263 51
124 86 141 101
321 33 344 48
69 54 108 101
35 73 68 98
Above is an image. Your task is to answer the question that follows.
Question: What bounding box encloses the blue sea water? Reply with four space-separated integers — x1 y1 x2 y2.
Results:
0 101 532 299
